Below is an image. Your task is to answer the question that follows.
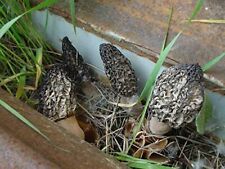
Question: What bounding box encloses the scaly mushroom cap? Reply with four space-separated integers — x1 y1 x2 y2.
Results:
62 36 84 67
99 43 138 97
148 64 204 129
38 37 89 121
38 64 77 121
62 36 96 83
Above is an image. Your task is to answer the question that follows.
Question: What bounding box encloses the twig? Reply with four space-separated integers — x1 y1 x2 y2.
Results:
77 102 94 119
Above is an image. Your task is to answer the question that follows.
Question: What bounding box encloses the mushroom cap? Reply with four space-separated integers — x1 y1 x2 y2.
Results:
99 43 138 97
62 36 84 67
148 64 204 128
62 36 96 83
38 64 77 121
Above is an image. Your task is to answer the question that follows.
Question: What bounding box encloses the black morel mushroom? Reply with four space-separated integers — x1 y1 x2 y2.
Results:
38 64 78 121
62 37 96 83
99 43 137 97
38 37 87 121
147 64 204 135
62 36 84 67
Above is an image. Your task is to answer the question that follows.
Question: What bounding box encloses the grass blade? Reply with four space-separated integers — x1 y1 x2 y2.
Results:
115 153 175 169
0 72 28 86
0 99 49 140
115 152 157 164
44 10 49 30
128 162 173 169
189 0 205 21
0 15 22 38
35 47 43 89
16 66 26 99
190 19 225 24
202 52 225 72
0 0 58 39
69 0 76 33
195 93 212 134
161 7 173 52
140 32 182 101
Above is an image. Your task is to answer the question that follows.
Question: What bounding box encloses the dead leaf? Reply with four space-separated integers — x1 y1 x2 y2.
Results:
57 116 85 140
135 131 146 147
76 113 99 143
123 118 135 138
147 153 169 164
143 138 168 159
148 139 168 151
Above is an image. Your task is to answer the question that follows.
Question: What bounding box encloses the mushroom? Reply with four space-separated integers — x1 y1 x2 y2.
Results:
99 43 138 98
62 37 96 83
38 36 90 121
38 64 78 121
147 64 204 135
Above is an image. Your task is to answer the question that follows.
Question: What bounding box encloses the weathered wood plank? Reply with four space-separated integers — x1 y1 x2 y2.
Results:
0 88 127 169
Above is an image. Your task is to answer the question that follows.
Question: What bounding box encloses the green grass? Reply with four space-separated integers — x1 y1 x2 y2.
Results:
0 0 59 140
0 99 49 140
115 153 177 169
0 0 78 143
202 52 225 72
189 0 205 21
69 0 76 33
0 0 59 38
0 0 58 102
196 93 213 134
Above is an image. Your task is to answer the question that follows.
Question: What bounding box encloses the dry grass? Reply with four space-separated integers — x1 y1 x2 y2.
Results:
75 78 225 169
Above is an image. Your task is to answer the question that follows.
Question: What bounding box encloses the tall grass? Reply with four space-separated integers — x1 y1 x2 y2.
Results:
0 0 78 143
0 0 57 103
0 0 61 142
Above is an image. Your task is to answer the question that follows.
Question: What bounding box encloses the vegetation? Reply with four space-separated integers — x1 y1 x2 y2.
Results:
0 0 58 104
0 0 225 168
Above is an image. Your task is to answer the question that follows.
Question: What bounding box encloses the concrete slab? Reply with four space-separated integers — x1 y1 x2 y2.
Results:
32 0 225 93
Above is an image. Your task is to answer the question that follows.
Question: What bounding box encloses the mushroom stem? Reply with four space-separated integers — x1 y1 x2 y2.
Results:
148 117 172 135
